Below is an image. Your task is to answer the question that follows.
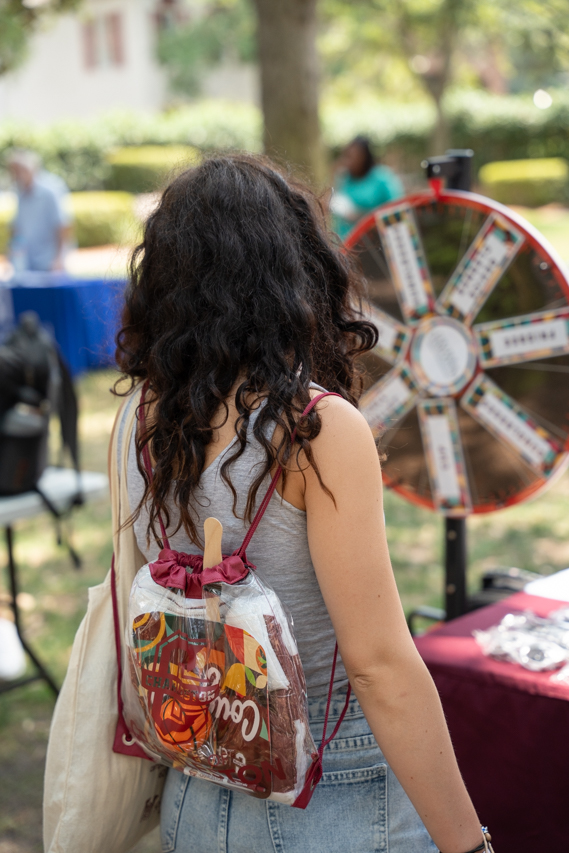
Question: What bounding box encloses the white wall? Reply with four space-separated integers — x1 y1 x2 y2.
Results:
202 62 259 106
0 0 167 122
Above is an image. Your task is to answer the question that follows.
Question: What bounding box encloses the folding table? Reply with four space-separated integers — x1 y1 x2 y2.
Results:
0 467 108 696
416 590 569 853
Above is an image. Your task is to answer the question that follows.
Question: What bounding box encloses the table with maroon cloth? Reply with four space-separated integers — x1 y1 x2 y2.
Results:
415 591 569 853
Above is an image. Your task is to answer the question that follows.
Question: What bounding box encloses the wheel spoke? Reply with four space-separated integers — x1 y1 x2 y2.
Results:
474 306 569 368
417 398 472 516
375 202 435 324
360 364 419 439
460 373 564 476
437 213 524 325
362 302 412 365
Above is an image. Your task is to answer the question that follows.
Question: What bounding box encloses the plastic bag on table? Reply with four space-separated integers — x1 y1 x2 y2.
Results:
474 610 569 672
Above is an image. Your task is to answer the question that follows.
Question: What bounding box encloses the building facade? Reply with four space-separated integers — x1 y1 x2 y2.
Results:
0 0 178 122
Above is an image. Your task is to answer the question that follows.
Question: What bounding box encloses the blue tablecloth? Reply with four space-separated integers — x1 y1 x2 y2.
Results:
6 275 126 375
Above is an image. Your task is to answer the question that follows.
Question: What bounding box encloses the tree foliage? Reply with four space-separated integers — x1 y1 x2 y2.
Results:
320 0 569 151
0 0 80 77
157 0 255 96
153 0 569 160
321 0 569 102
156 0 569 105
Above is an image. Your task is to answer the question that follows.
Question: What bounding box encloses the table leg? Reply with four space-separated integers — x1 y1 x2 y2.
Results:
0 525 59 697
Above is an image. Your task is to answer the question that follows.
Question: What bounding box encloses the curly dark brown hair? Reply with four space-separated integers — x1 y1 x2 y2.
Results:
115 153 377 546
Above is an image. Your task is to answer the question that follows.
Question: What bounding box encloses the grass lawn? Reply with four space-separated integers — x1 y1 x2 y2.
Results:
1 364 569 852
509 204 569 262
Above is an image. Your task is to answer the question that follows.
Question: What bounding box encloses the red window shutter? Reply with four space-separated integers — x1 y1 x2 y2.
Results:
83 20 97 69
106 13 124 66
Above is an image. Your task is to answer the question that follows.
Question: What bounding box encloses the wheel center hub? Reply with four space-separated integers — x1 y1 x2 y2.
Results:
410 316 477 396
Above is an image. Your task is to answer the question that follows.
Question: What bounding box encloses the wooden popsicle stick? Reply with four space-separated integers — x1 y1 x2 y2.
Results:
203 517 223 568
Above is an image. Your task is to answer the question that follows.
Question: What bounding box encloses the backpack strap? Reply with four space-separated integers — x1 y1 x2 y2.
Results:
236 391 342 556
138 385 343 555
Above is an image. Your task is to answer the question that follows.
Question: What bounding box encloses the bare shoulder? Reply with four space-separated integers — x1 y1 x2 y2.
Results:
310 392 374 441
307 392 379 470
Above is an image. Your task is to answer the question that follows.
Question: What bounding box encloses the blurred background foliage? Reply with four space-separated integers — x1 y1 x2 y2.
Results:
153 0 569 105
157 0 256 97
0 0 568 195
154 0 569 153
2 90 569 193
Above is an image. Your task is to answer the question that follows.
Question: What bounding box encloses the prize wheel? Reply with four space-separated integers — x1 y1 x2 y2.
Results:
345 188 569 515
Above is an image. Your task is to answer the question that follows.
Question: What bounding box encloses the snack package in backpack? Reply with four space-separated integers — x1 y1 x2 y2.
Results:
120 389 351 808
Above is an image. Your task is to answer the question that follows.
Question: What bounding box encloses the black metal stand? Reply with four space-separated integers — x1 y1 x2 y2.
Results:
444 517 467 620
0 525 59 696
406 517 467 633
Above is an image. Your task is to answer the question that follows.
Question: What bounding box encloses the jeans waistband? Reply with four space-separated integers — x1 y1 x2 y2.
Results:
307 688 362 724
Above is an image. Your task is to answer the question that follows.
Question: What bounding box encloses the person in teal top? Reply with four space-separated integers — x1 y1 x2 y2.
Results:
331 136 404 240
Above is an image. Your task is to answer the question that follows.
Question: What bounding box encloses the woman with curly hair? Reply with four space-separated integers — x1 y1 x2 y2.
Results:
113 154 487 853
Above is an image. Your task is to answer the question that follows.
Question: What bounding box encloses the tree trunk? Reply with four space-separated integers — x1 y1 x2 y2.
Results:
430 95 450 155
252 0 326 187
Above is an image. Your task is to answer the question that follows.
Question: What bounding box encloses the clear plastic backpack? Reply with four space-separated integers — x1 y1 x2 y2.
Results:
117 389 351 808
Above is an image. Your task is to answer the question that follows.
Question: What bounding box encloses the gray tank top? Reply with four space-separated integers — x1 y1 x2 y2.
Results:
120 388 347 698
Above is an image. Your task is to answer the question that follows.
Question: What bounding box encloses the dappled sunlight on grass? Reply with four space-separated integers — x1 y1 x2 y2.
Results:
385 467 569 613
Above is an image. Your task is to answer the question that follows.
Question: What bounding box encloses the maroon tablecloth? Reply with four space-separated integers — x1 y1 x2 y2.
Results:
415 592 569 853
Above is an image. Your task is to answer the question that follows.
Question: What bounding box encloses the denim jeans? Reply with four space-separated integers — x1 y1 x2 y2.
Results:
160 690 437 853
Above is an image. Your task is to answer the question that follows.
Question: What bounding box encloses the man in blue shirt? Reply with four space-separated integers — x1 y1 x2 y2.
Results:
8 150 72 272
331 136 404 241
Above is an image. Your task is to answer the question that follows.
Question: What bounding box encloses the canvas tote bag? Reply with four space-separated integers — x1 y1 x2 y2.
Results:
43 386 166 853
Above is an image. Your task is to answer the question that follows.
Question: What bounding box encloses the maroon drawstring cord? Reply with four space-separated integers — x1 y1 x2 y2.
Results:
318 644 352 759
139 385 171 551
138 382 352 764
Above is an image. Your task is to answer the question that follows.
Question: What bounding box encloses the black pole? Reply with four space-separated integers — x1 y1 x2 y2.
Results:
444 518 467 620
445 151 471 619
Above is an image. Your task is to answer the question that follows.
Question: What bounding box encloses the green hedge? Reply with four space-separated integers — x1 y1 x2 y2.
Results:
105 145 200 193
0 101 260 191
0 195 16 255
479 158 569 207
70 191 138 247
324 89 569 177
1 92 569 191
